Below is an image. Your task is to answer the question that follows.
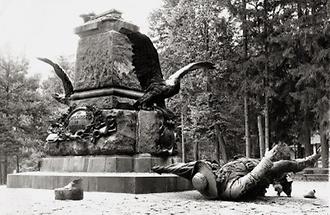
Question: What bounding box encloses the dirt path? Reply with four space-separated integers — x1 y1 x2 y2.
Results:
0 181 328 215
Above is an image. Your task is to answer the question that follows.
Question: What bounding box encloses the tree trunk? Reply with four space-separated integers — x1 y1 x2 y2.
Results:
299 113 312 157
0 157 2 185
264 96 270 151
214 124 228 163
242 0 251 158
244 96 251 157
320 130 328 168
257 115 265 158
16 154 20 173
3 152 7 184
194 141 199 161
180 96 186 163
320 110 329 168
263 0 270 152
181 114 185 163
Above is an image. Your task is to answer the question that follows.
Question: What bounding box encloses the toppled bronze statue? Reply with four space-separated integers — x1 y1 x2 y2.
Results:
54 178 83 200
152 143 321 200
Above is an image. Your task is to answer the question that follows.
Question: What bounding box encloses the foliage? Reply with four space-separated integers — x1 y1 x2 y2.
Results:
149 0 329 160
0 54 51 177
149 0 246 161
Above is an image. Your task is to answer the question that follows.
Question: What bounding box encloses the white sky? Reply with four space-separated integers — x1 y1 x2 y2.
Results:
0 0 162 79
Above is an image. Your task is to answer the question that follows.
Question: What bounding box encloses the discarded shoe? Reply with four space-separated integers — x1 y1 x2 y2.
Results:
55 178 83 200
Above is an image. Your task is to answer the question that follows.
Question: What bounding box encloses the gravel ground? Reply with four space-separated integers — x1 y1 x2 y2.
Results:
0 181 328 215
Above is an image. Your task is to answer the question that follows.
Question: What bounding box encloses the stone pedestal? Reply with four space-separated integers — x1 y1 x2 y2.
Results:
6 10 187 194
45 109 176 156
39 155 177 173
7 172 192 194
70 9 142 109
7 155 192 194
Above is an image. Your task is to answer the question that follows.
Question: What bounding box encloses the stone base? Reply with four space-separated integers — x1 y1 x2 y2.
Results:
39 155 180 173
7 172 192 194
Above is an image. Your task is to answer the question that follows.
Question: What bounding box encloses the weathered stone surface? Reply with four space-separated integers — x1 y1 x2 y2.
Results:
88 109 137 155
40 156 182 173
45 140 89 156
136 111 162 154
74 30 140 91
75 13 139 37
54 179 83 200
7 172 193 193
71 95 135 109
45 109 137 156
134 154 152 172
136 111 176 155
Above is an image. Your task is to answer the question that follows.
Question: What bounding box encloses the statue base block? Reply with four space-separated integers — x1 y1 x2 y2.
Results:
39 155 177 173
54 187 84 200
7 172 192 194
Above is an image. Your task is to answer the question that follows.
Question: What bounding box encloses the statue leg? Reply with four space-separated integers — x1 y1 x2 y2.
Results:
152 161 197 180
269 152 321 179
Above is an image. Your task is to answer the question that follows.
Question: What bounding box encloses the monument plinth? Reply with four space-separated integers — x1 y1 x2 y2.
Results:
7 9 191 194
71 9 142 109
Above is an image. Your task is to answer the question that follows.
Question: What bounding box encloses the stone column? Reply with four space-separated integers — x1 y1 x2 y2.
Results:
71 9 142 109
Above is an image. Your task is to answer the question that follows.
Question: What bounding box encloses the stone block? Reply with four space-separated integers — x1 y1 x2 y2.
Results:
45 140 88 156
71 95 136 109
104 156 117 172
87 157 106 172
115 156 133 172
134 154 152 172
40 158 52 171
136 111 162 154
75 14 139 37
74 30 140 91
97 176 135 193
52 157 65 171
88 109 137 155
134 176 166 194
176 177 193 191
63 157 73 172
7 172 194 193
151 157 173 168
71 157 88 172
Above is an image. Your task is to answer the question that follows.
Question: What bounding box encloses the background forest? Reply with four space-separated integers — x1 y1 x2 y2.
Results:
0 0 329 184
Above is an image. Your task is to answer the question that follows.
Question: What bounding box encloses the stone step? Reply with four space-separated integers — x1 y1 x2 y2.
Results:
293 173 329 181
303 168 329 174
40 155 180 173
7 172 192 194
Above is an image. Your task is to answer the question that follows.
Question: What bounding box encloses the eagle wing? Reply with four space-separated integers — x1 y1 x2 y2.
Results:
37 57 74 97
119 28 164 90
167 61 216 82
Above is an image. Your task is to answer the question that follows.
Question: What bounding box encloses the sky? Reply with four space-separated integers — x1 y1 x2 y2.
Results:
0 0 163 79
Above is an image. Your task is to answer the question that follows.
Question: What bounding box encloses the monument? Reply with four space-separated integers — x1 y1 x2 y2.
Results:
6 9 203 193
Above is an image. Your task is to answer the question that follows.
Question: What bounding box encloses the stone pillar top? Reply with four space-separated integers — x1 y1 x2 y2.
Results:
75 9 139 37
72 9 141 97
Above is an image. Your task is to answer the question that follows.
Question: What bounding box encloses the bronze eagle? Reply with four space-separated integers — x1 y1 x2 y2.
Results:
119 28 215 110
37 57 73 105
